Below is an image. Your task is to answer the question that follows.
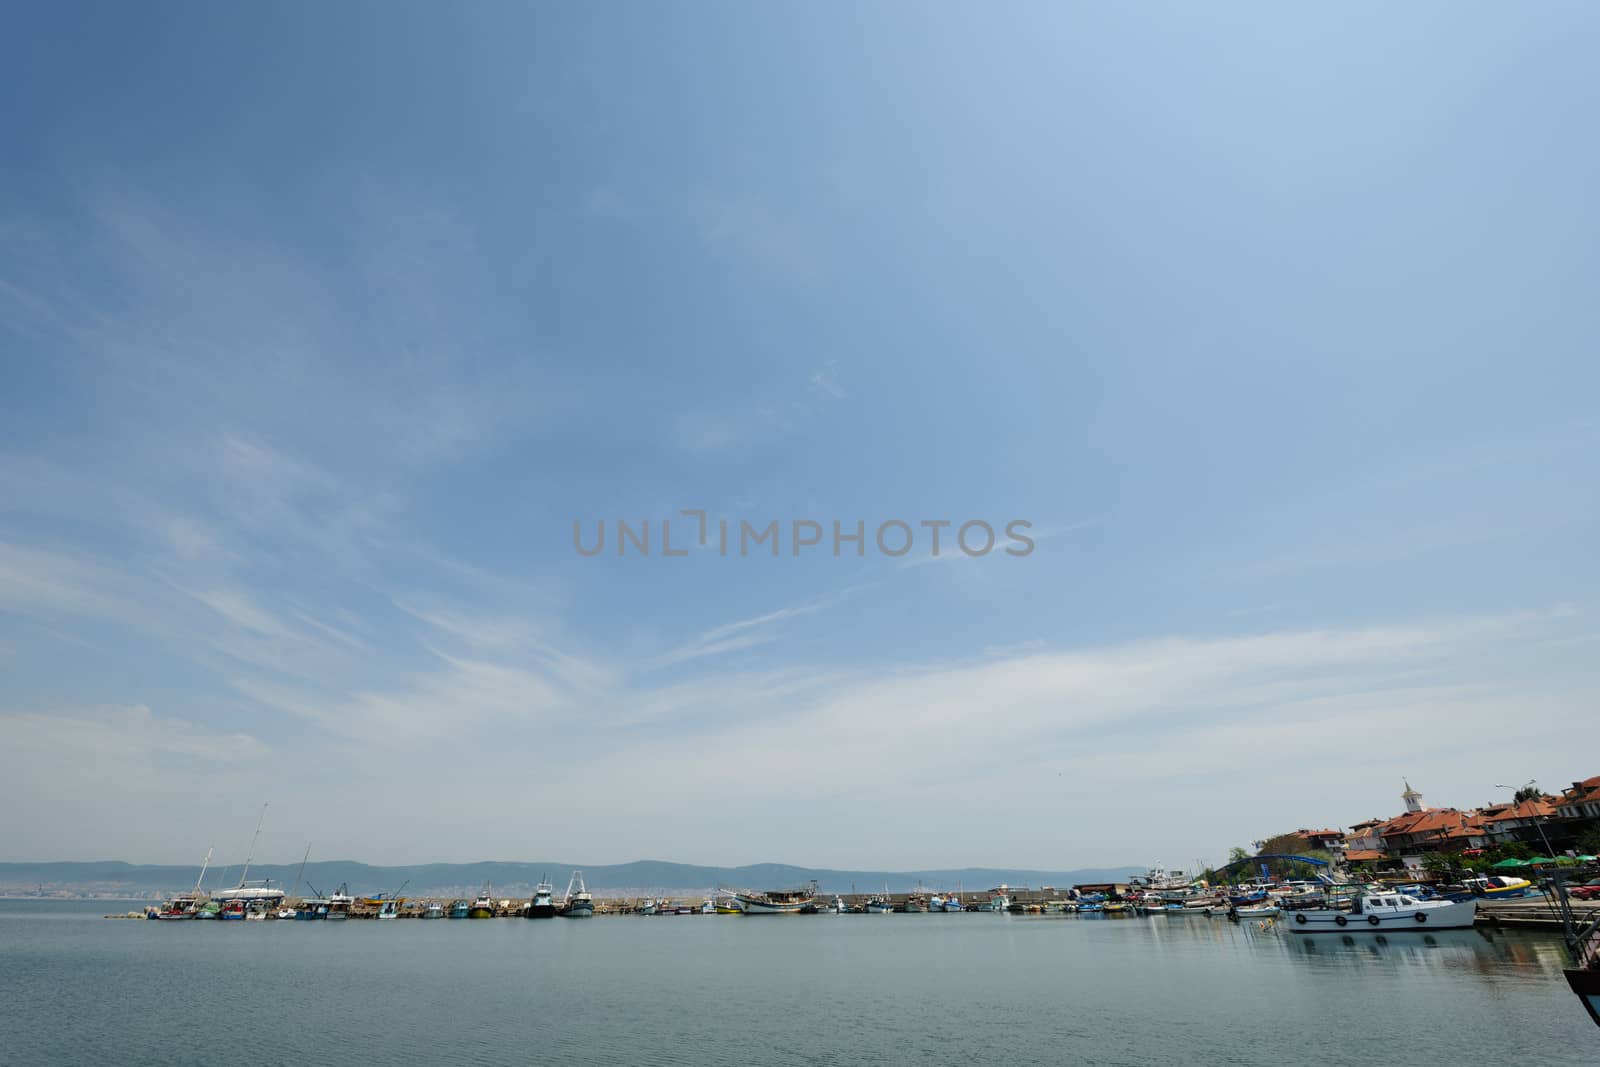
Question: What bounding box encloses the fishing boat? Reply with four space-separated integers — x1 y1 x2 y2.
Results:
325 884 353 920
561 871 595 917
468 884 495 919
1286 891 1476 933
422 902 445 919
194 902 220 920
449 900 470 919
1230 904 1281 920
864 896 894 914
527 878 557 918
715 891 742 914
977 887 1011 913
940 891 965 913
902 892 929 914
295 898 330 920
638 899 658 916
377 899 400 920
734 881 817 915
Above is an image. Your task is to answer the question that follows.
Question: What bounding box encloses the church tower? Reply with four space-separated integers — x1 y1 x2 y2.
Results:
1401 780 1424 813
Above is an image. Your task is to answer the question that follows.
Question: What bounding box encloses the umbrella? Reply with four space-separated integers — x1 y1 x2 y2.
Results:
1526 857 1557 865
1491 858 1529 868
1578 855 1598 862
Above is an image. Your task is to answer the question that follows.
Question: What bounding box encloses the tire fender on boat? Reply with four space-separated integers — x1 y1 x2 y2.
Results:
1294 914 1307 925
1415 912 1428 923
1367 915 1380 926
1335 915 1347 926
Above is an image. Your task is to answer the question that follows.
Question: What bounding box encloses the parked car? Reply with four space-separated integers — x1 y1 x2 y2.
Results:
1569 878 1600 901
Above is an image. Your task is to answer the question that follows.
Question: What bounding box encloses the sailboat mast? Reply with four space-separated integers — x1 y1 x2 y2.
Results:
238 802 268 886
191 848 213 896
292 843 311 897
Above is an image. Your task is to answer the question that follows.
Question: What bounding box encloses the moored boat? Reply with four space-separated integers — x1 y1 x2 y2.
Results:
449 900 470 919
468 884 496 918
527 878 557 918
735 882 817 914
561 870 595 917
422 901 445 919
1286 891 1476 933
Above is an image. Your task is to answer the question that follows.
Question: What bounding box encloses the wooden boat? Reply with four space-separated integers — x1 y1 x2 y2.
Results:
735 880 817 915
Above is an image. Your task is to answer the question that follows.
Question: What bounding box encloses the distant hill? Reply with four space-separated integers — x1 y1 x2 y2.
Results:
0 859 1144 898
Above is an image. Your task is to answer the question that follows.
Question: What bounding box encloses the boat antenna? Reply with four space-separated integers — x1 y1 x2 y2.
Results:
238 802 268 887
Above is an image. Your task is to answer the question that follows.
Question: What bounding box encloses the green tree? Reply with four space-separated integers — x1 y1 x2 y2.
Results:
1513 785 1546 804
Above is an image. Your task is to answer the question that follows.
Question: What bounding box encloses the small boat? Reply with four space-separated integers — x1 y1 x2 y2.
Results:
193 902 220 920
527 878 557 919
977 886 1012 913
1231 905 1281 920
715 892 742 914
735 881 817 915
468 884 496 919
902 893 929 914
377 899 400 920
422 902 445 919
638 899 658 916
449 900 470 919
1465 875 1535 900
940 894 965 913
275 907 296 920
701 897 718 914
1286 892 1476 933
864 897 894 914
561 871 595 918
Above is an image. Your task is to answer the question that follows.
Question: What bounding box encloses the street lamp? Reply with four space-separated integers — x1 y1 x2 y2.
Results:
1494 780 1559 859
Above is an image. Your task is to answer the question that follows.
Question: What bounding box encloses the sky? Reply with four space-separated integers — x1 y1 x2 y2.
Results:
2 3 1598 872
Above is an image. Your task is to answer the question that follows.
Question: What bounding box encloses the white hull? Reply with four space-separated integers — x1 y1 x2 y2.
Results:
1288 899 1475 933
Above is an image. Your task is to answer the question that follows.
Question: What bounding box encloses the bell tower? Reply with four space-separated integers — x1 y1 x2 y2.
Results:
1401 780 1424 813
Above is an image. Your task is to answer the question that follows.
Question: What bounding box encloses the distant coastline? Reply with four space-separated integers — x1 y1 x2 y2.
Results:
0 859 1143 900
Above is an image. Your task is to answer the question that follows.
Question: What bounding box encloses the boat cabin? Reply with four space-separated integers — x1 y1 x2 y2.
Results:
1352 893 1422 915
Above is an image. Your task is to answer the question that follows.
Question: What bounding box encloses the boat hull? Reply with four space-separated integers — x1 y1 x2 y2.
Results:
736 897 811 914
1287 900 1476 933
527 903 557 918
468 907 494 919
562 902 595 918
1565 968 1600 1030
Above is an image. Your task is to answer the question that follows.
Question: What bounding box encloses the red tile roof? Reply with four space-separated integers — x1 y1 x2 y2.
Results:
1345 849 1386 863
1479 797 1559 823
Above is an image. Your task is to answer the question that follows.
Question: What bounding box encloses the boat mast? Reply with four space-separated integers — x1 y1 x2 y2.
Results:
292 843 311 897
191 848 213 896
238 802 268 887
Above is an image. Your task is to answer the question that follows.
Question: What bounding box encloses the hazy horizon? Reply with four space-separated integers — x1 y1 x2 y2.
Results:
3 4 1598 869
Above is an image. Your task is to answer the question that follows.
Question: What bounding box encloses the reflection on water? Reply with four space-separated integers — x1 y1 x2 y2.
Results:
1282 925 1573 976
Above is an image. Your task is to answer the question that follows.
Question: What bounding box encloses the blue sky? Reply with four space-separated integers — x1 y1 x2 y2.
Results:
2 3 1597 869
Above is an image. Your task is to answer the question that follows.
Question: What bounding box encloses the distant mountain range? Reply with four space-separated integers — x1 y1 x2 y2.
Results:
0 859 1144 898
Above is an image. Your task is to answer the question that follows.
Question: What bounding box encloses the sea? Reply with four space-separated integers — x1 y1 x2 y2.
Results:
2 900 1595 1065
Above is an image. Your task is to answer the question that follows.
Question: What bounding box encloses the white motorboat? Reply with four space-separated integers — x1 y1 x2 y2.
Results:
1286 892 1476 933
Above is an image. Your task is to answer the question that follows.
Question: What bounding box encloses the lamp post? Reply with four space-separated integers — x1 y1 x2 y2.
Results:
1494 780 1558 859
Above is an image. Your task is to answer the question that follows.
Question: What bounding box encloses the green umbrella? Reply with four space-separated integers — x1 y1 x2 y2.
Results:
1578 855 1598 862
1491 857 1529 868
1526 857 1557 865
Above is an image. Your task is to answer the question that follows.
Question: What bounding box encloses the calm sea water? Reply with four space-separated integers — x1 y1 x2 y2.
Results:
3 900 1595 1065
